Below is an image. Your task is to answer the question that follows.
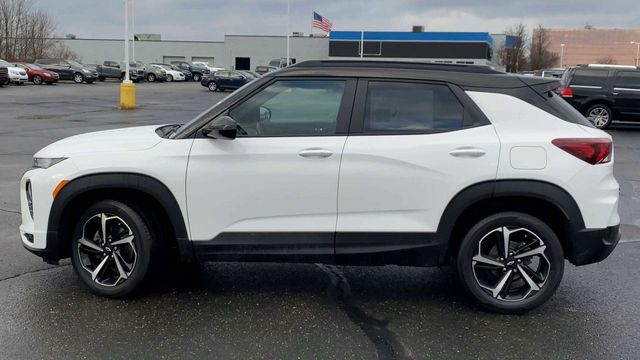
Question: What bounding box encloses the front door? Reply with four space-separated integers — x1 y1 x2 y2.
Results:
186 78 356 260
336 80 500 264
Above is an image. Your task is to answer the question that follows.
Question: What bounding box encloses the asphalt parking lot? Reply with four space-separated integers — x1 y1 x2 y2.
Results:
0 81 639 359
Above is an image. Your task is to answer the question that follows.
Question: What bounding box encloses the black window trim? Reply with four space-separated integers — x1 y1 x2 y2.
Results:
348 78 490 136
196 76 358 139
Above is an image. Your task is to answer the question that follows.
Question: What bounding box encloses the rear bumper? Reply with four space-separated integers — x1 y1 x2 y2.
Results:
566 225 621 266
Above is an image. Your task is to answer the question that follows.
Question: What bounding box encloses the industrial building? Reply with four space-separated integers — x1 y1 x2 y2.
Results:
60 31 506 71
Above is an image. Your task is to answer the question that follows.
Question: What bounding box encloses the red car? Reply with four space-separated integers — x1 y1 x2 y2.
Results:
14 62 59 85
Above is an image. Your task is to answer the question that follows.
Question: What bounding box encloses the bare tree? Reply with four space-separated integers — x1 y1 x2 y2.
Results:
0 0 74 61
530 25 560 70
595 56 617 65
498 22 530 73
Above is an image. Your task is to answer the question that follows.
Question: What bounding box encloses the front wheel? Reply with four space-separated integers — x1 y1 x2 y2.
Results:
192 73 201 82
71 200 158 298
147 73 156 82
73 73 84 84
167 74 173 82
33 75 43 85
585 104 613 129
457 212 564 314
207 81 218 92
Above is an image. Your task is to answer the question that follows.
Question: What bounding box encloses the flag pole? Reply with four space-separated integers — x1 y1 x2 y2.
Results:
286 0 290 67
360 30 364 59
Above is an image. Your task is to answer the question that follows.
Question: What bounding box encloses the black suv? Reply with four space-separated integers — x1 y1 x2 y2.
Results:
559 64 640 129
34 59 98 84
170 61 210 82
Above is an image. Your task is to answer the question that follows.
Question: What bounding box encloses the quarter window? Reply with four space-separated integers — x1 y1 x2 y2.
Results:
363 81 464 133
613 71 640 89
229 80 346 137
571 69 608 87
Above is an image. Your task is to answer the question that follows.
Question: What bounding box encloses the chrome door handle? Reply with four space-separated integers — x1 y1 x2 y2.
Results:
449 147 486 158
298 148 333 158
612 92 620 96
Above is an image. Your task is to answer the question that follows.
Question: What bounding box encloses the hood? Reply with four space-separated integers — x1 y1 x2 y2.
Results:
35 125 163 158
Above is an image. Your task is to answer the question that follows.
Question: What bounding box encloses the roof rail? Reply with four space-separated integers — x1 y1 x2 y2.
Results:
581 64 638 69
291 60 503 74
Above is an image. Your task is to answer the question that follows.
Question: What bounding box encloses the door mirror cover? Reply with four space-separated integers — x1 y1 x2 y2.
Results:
202 115 238 139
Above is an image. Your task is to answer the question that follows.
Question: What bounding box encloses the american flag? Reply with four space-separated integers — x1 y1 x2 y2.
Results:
312 11 332 33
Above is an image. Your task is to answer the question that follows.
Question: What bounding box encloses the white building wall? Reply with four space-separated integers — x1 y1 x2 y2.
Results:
59 36 328 70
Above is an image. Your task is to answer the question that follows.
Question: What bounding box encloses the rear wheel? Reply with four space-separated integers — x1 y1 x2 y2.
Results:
585 104 613 129
457 212 564 314
71 200 159 298
98 76 105 81
147 73 156 82
73 73 84 84
33 75 42 85
193 73 202 82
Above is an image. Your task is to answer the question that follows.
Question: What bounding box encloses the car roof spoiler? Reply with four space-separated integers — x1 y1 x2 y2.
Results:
518 76 561 94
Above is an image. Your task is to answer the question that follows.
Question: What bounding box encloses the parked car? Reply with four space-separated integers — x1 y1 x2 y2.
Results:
149 64 185 82
191 61 224 73
241 70 261 78
170 61 210 81
255 65 279 75
535 68 565 78
200 70 254 92
268 58 296 68
143 63 168 82
95 61 122 81
34 59 98 84
122 62 145 82
14 63 59 85
0 59 28 85
558 64 640 129
20 60 620 314
169 64 192 80
0 65 8 86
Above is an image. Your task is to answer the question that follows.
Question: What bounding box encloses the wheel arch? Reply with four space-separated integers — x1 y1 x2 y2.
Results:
46 173 193 262
438 180 585 263
580 98 614 114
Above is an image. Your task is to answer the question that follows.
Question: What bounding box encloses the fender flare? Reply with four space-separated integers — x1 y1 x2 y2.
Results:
46 172 192 262
436 179 585 261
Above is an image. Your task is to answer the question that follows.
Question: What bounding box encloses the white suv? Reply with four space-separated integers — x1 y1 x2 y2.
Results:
20 61 620 313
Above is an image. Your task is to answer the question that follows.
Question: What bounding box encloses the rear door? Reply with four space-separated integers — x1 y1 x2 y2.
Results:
612 71 640 120
568 68 610 111
336 79 500 263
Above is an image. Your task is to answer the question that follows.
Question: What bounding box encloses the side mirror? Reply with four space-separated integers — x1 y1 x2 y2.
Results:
202 115 238 139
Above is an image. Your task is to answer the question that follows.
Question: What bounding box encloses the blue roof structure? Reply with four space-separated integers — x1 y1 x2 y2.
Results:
330 31 493 45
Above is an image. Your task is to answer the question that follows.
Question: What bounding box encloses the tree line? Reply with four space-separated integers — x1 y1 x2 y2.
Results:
497 23 560 73
0 0 76 62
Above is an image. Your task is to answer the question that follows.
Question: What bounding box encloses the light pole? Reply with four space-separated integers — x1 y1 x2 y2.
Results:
631 41 639 67
131 0 135 63
120 0 136 109
560 43 565 68
285 0 290 67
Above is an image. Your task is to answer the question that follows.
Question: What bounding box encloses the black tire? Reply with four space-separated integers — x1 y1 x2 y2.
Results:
98 76 105 82
192 73 201 82
207 81 218 92
218 87 225 92
147 73 156 82
457 212 564 314
70 200 160 298
33 75 42 85
73 73 84 84
585 104 613 129
86 80 94 84
167 74 173 82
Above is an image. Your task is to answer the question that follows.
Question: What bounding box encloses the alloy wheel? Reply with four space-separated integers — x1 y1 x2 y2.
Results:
74 74 83 83
76 213 137 287
471 226 550 302
587 107 610 128
33 75 42 85
208 82 217 91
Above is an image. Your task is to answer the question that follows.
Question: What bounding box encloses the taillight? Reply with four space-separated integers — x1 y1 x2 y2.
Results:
558 87 573 98
552 138 612 165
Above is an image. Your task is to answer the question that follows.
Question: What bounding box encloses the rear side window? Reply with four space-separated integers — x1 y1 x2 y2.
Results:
570 69 608 87
364 82 464 134
545 92 593 127
613 71 640 89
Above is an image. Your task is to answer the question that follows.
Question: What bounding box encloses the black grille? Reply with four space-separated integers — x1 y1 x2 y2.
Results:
24 233 34 243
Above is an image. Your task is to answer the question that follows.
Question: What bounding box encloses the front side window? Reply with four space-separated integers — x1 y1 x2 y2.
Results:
363 81 464 133
571 69 608 87
229 80 346 137
613 71 640 89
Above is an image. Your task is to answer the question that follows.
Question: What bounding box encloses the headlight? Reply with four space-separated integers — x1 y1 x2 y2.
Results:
44 73 51 77
82 69 91 74
9 69 18 75
33 157 67 169
26 181 33 219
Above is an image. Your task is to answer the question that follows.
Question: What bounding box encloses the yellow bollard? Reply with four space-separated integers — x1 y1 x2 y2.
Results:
119 82 136 109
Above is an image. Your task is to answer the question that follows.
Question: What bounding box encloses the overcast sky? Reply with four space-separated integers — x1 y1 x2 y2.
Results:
32 0 640 41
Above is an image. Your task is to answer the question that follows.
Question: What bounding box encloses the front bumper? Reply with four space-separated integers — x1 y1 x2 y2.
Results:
10 73 28 82
566 225 621 266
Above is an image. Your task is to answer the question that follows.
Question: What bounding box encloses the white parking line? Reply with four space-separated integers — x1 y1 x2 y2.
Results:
619 239 640 244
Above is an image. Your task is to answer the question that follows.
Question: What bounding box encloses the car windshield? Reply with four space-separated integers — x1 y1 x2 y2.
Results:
66 60 84 67
0 59 11 67
25 63 42 70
